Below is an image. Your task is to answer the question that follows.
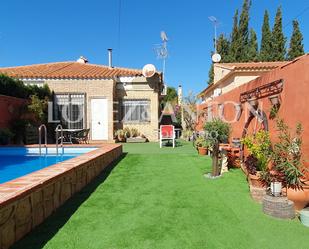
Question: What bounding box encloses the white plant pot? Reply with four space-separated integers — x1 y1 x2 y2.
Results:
270 182 282 197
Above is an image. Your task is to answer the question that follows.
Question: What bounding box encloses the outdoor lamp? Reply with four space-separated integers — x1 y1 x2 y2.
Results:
247 97 258 109
269 94 281 107
235 103 242 121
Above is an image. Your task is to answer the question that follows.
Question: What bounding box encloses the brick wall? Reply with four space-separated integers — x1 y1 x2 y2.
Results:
45 76 161 142
45 79 115 141
115 76 161 141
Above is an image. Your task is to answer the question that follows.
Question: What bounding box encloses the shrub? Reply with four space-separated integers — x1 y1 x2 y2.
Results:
242 130 272 171
123 127 131 138
194 137 210 149
10 119 29 144
0 74 51 99
182 129 193 141
0 128 14 145
262 118 305 189
130 128 139 137
115 129 125 142
244 155 259 175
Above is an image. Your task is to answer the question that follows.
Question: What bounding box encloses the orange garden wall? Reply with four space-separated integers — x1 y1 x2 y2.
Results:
197 55 309 173
0 95 27 129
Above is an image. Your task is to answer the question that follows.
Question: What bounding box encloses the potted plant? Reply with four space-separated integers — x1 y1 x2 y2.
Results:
204 118 231 177
242 130 272 188
194 137 210 155
261 118 308 209
123 127 131 140
115 129 125 142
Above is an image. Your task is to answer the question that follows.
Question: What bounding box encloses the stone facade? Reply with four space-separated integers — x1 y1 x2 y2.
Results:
0 145 122 249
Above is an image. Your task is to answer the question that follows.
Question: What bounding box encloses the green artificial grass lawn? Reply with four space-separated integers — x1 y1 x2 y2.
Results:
12 141 309 249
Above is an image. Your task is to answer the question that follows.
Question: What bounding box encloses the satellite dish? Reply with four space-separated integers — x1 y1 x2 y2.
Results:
212 53 221 63
142 64 156 78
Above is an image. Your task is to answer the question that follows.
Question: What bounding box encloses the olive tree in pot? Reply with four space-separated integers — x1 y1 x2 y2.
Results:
260 118 308 208
204 118 231 177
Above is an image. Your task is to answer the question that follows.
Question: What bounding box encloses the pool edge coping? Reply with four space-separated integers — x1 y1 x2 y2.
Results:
0 144 121 207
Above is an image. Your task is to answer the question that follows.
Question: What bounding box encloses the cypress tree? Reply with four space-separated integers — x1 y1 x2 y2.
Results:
217 34 231 62
287 20 305 60
230 9 240 61
247 29 259 61
238 0 251 61
272 6 286 61
260 10 272 61
208 63 214 85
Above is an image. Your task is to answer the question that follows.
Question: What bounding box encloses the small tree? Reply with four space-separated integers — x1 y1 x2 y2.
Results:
259 118 306 191
271 6 286 61
229 9 240 61
238 0 252 61
207 63 214 85
287 20 305 60
204 118 231 177
27 95 49 124
247 28 259 62
260 10 273 61
182 91 200 131
161 86 178 106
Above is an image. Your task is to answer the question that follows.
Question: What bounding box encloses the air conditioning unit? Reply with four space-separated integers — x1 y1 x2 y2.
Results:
213 88 222 97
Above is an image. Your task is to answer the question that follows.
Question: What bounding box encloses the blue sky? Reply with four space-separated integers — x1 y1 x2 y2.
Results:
0 0 308 95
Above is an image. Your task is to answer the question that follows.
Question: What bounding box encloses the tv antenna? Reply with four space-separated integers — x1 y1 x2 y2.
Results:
208 16 221 63
154 31 168 82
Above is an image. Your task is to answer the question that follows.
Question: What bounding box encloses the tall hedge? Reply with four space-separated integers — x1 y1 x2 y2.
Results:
0 74 51 99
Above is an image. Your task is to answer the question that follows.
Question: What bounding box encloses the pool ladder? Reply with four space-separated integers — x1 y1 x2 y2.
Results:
38 124 48 155
55 124 64 155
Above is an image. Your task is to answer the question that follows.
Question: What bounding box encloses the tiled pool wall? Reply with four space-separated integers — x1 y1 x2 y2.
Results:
0 144 122 249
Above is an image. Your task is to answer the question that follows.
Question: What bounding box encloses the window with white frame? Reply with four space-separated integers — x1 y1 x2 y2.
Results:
121 99 150 123
54 93 85 129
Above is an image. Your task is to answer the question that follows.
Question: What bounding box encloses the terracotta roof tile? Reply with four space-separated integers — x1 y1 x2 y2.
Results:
0 62 144 79
216 61 288 71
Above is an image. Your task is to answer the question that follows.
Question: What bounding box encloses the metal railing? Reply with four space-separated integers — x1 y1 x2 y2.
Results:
55 124 64 155
38 124 48 155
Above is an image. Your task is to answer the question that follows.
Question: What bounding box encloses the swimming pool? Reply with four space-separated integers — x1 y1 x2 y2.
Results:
0 147 97 184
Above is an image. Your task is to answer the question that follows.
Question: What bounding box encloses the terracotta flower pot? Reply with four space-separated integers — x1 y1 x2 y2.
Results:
248 172 264 188
198 147 208 155
287 187 309 211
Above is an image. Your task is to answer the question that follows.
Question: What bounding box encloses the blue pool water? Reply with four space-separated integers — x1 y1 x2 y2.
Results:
0 147 97 184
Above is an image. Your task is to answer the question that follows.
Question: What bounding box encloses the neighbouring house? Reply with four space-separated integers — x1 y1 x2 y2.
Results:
0 55 163 142
198 61 287 102
196 54 309 177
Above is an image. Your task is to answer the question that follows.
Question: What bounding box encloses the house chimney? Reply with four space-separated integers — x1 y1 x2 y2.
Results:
178 84 182 105
108 48 113 68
